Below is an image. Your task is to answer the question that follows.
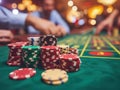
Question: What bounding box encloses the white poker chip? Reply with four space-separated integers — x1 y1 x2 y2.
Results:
41 69 68 81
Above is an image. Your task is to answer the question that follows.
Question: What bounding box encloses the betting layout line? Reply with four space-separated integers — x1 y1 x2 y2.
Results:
80 35 91 57
81 56 120 60
102 37 120 55
78 49 116 52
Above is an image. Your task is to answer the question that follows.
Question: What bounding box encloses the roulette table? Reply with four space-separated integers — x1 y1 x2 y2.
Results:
0 28 120 90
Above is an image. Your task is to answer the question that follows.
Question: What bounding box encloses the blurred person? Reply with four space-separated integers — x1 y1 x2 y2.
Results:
0 30 13 43
0 6 62 43
96 2 120 35
27 0 70 36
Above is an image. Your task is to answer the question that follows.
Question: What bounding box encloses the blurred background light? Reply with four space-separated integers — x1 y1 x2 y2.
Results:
18 3 25 11
27 4 37 12
22 0 32 7
107 6 113 13
97 0 117 6
12 9 19 15
88 5 104 18
89 19 96 25
11 3 17 9
68 0 74 7
72 6 78 11
0 0 2 3
78 19 85 26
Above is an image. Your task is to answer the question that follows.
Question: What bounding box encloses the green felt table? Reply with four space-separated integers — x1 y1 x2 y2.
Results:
0 30 120 90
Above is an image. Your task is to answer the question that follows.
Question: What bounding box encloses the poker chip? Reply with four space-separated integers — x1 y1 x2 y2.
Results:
40 46 60 69
27 37 40 46
59 54 81 72
22 46 40 68
9 68 36 80
39 35 57 46
68 48 78 55
7 42 28 66
43 76 68 85
7 35 82 84
57 45 69 54
8 42 28 48
7 56 21 66
41 69 68 85
41 69 67 81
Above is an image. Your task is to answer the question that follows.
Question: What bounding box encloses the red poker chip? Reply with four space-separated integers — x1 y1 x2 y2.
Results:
60 60 80 67
69 48 78 55
7 61 21 66
41 59 59 69
9 68 36 80
10 49 22 52
60 54 79 61
8 42 28 48
8 56 21 60
9 52 21 56
7 57 22 66
41 46 59 50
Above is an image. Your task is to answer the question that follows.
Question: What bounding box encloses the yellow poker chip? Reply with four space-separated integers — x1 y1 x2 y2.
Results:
41 69 68 81
43 77 68 85
57 45 69 54
57 45 69 47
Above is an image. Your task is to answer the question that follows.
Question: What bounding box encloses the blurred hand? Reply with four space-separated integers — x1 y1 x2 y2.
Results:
0 30 14 42
26 14 58 35
55 25 67 37
96 17 114 36
95 9 119 35
117 16 120 27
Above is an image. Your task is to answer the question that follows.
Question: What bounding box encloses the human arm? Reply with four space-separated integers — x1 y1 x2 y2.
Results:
95 9 119 35
51 10 70 35
0 6 59 35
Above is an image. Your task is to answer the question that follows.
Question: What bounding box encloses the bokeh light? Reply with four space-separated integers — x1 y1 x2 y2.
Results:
68 0 74 7
72 6 78 11
11 3 17 9
97 0 117 6
12 9 19 15
107 6 113 13
89 19 96 25
18 3 25 11
22 0 32 7
88 5 104 18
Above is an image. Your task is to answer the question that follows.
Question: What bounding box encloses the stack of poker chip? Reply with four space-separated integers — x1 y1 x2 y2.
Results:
59 54 81 72
7 42 28 66
41 69 68 85
68 48 78 55
57 45 69 54
22 46 40 68
27 37 40 46
39 35 57 46
40 46 60 69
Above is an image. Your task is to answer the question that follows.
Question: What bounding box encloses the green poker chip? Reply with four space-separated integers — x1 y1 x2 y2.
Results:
22 45 41 68
22 45 40 50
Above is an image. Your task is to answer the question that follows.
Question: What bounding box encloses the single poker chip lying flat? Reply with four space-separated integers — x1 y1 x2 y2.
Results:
41 69 68 81
9 68 36 80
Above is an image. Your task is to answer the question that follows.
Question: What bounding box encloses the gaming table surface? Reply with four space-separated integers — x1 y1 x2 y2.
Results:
0 30 120 90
